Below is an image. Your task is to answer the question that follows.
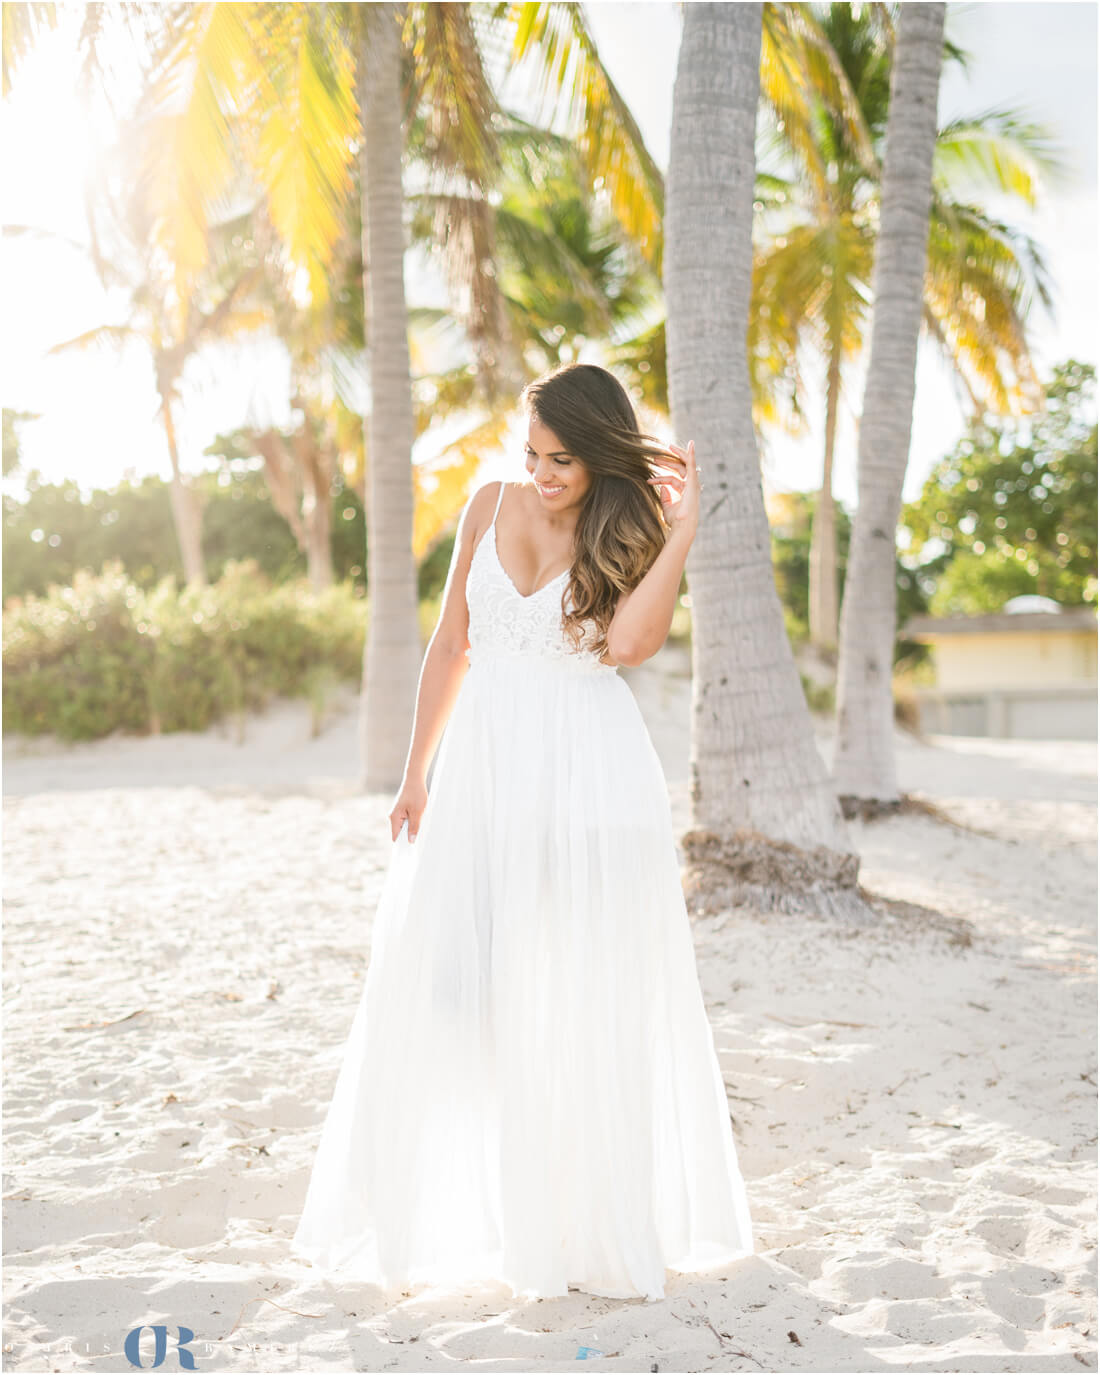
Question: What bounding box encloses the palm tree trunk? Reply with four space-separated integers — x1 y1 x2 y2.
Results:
293 422 335 592
665 2 863 919
302 484 335 593
253 418 335 590
159 391 206 587
833 2 946 811
357 1 422 793
808 340 841 652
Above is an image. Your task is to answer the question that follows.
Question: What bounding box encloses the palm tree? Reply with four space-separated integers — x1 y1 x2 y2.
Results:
4 3 228 585
665 2 864 920
33 154 266 586
567 2 883 444
352 2 421 788
2 2 163 103
406 115 666 552
262 167 377 591
760 3 1062 654
136 1 665 790
832 1 947 812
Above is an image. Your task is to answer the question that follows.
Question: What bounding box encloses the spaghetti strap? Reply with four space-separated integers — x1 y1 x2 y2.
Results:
471 480 507 575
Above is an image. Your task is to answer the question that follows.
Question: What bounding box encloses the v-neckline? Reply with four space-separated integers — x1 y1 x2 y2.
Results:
491 519 570 601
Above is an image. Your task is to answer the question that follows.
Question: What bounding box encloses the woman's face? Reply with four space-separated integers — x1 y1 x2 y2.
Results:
524 414 592 512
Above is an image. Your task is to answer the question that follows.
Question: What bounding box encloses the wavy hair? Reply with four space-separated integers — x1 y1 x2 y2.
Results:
520 362 672 660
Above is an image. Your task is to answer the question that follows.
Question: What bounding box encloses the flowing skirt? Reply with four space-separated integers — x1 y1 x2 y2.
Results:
291 652 753 1301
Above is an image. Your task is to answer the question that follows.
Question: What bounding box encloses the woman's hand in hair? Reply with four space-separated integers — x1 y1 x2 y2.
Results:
647 441 699 535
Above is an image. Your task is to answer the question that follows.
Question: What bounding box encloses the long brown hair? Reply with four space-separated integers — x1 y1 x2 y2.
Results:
520 362 671 659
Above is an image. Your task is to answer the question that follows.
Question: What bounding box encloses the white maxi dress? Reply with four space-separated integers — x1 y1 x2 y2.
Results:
291 479 754 1301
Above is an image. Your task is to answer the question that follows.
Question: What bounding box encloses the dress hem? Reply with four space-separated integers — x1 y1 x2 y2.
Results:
289 1235 754 1305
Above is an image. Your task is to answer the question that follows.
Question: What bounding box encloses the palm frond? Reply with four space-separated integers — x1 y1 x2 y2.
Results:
935 105 1073 203
413 408 514 556
251 4 358 307
2 0 58 99
500 2 665 275
768 2 880 180
925 196 1048 416
45 322 138 356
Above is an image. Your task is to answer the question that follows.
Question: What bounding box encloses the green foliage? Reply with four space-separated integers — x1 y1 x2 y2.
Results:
924 549 1041 617
3 469 284 600
3 559 365 742
800 673 835 714
3 473 178 600
3 561 155 738
769 489 929 662
329 482 368 587
197 468 306 585
771 492 852 640
902 359 1098 613
417 533 458 603
2 467 370 603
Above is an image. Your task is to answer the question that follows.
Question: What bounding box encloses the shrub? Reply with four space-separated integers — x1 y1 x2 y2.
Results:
3 559 366 742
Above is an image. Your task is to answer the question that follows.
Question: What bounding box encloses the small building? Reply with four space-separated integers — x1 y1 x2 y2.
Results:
901 598 1097 740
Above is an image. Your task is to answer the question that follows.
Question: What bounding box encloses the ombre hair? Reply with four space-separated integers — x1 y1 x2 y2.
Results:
520 362 672 660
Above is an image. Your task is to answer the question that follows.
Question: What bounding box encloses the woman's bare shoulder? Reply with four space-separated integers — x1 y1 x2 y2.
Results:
460 479 507 552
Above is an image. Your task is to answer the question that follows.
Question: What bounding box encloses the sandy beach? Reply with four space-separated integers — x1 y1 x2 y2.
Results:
3 650 1096 1372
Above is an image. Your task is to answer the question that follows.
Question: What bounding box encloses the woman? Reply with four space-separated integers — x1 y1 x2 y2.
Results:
291 362 754 1302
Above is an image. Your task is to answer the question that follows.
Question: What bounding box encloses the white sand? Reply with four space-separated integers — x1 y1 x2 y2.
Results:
3 651 1096 1372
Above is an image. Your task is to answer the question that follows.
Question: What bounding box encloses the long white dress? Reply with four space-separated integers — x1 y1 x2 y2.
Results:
291 479 753 1302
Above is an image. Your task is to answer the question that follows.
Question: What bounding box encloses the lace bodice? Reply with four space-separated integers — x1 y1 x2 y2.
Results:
464 482 619 676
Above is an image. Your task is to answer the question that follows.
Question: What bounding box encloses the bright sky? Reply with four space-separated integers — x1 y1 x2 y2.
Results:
2 2 1096 512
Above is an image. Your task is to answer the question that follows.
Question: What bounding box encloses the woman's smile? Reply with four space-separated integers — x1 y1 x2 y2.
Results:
524 413 592 509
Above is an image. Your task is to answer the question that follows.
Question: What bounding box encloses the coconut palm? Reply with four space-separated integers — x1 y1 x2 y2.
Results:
405 114 665 547
243 213 365 592
349 2 421 787
24 148 267 586
3 2 245 585
578 0 882 442
125 4 876 618
665 2 864 919
135 1 665 789
832 1 947 811
760 3 1063 654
